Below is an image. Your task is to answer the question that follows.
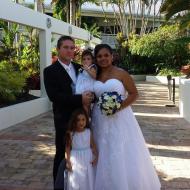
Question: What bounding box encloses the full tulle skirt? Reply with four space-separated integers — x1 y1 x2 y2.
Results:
91 104 161 190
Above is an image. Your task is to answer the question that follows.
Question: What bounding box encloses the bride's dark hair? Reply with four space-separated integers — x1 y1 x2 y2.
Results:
94 44 113 76
94 44 113 58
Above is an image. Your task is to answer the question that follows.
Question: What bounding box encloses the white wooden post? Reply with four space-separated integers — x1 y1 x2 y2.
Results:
39 29 51 97
0 0 101 129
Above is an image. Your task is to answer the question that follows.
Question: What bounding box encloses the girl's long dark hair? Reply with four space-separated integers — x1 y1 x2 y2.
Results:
65 108 89 147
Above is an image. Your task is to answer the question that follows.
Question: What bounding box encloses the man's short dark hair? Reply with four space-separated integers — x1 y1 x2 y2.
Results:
57 36 75 49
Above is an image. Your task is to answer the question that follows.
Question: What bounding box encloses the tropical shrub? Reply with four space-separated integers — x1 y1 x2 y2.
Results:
0 60 19 72
128 24 190 72
158 68 182 76
0 71 26 104
82 23 101 38
18 27 40 76
0 21 19 60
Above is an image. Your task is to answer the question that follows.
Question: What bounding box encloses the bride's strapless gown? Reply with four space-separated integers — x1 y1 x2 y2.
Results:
91 79 161 190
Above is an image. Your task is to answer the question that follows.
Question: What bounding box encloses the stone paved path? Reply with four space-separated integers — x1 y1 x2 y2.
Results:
0 82 190 190
134 83 190 190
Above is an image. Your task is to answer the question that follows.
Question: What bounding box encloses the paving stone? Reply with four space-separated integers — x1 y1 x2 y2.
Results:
0 82 189 189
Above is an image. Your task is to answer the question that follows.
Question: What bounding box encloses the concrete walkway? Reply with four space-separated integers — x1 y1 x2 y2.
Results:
0 82 190 190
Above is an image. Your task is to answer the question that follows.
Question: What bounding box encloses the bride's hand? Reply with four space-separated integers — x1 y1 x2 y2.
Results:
118 101 124 111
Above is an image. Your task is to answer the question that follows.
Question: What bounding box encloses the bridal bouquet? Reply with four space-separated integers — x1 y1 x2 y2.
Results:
97 91 122 116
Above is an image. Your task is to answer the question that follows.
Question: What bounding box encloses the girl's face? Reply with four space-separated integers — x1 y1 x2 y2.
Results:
82 55 93 67
96 48 113 68
76 114 87 131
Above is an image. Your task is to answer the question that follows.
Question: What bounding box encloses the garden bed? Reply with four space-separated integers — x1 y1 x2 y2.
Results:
0 94 39 108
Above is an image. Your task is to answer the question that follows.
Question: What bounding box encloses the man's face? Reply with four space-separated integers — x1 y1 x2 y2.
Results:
57 40 75 62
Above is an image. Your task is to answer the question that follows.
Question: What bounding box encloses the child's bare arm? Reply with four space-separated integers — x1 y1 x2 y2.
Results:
90 131 98 166
87 67 97 79
83 65 97 79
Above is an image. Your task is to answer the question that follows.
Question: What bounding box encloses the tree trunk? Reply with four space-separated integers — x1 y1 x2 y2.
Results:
69 0 72 24
72 0 76 25
69 0 76 25
34 0 43 13
66 0 70 23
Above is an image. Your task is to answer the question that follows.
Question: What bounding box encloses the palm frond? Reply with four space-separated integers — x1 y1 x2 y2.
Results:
178 12 190 29
160 0 190 20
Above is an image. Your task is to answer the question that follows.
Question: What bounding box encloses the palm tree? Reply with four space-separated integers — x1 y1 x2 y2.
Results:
51 0 75 25
102 0 155 37
160 0 190 29
160 0 190 20
51 0 99 26
83 23 101 38
34 0 44 13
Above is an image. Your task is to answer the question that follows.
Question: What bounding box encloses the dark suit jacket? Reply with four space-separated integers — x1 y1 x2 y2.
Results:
44 60 82 127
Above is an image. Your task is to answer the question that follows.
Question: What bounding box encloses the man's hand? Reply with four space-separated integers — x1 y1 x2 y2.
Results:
82 91 94 106
66 160 72 172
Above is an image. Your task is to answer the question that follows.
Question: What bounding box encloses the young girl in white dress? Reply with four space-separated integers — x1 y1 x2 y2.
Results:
64 108 98 190
75 50 97 115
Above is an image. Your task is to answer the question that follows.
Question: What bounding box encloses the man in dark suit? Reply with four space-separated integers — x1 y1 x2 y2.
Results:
43 36 92 188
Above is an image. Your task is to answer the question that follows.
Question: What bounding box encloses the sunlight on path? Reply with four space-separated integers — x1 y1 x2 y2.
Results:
0 82 189 190
134 82 190 190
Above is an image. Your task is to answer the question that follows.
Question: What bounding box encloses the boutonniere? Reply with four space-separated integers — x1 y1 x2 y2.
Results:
79 68 83 73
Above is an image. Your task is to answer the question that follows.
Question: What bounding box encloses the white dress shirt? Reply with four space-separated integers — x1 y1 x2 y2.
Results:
58 59 77 84
58 59 77 93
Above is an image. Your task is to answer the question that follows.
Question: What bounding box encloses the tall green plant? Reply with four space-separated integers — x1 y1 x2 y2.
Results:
19 26 40 76
0 21 19 60
129 24 190 69
83 23 101 38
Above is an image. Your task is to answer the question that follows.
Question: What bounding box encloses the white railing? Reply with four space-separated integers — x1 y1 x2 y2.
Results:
0 0 101 130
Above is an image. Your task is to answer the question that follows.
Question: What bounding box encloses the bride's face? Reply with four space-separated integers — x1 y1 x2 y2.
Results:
96 48 113 68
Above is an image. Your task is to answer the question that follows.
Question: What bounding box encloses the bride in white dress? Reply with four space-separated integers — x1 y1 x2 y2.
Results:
91 44 161 190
